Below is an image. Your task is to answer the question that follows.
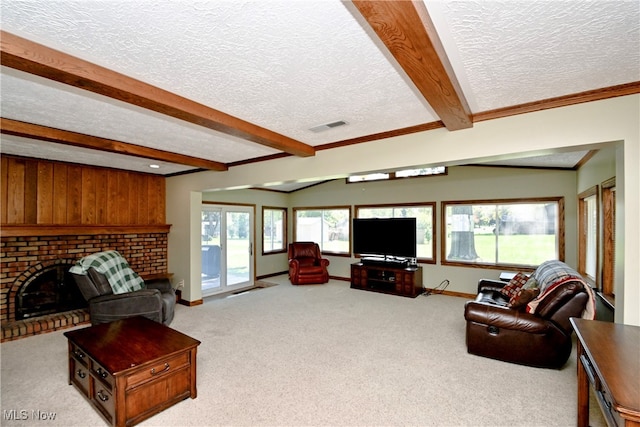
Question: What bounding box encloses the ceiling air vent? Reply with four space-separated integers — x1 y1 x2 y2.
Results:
309 120 348 133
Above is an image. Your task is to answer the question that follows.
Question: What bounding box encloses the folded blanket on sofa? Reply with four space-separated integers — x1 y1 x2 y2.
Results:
70 250 145 294
532 260 578 293
526 260 595 319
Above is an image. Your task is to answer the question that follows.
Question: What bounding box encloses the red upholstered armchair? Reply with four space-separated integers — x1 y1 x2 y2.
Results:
288 242 330 285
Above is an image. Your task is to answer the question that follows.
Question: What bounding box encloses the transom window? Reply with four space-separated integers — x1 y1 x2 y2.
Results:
355 203 435 263
442 198 564 268
293 206 351 255
347 167 446 183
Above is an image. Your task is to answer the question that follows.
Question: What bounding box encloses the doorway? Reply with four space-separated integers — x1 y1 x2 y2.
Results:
201 204 254 297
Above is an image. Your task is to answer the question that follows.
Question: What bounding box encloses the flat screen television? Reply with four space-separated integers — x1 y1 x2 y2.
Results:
352 217 417 259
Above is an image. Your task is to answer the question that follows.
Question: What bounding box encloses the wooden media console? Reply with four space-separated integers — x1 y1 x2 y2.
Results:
351 262 424 298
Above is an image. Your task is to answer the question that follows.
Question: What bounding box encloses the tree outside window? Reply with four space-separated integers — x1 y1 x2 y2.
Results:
442 198 563 268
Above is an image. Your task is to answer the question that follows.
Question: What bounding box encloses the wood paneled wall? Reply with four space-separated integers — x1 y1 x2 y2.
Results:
1 155 166 225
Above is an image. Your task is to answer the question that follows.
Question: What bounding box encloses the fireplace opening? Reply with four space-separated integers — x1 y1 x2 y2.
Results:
16 263 87 320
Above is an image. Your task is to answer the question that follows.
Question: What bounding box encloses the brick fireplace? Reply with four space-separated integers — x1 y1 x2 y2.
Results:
1 230 169 342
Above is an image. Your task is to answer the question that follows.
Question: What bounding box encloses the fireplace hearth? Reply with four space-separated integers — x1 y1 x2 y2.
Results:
15 262 86 320
1 231 168 341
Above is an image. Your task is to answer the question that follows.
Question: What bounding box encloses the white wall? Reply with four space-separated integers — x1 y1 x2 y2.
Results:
166 94 640 325
166 191 202 302
577 147 617 192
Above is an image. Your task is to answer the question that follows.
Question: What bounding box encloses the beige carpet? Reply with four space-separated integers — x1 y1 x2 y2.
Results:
1 275 606 426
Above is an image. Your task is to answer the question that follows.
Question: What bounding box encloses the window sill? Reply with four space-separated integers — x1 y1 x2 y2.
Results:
598 292 615 310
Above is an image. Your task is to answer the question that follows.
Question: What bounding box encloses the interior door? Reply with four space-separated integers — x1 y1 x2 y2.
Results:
201 205 253 297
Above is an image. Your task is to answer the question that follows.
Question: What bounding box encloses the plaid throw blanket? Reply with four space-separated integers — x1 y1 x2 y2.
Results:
527 260 595 319
69 250 145 294
532 260 579 294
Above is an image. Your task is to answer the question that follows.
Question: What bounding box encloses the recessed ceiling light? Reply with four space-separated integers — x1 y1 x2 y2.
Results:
149 164 160 169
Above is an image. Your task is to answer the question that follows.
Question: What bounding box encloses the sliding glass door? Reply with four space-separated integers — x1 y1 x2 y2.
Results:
201 204 253 297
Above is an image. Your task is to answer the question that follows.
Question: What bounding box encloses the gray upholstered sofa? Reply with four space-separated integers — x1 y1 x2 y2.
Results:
70 250 175 326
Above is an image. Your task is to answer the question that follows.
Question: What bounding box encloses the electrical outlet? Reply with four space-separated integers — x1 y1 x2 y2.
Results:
177 280 185 290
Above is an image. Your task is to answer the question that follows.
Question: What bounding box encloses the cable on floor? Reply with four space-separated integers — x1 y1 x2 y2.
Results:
423 279 450 296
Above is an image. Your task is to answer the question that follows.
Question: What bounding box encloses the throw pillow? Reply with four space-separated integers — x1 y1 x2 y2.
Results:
509 287 540 310
500 272 529 299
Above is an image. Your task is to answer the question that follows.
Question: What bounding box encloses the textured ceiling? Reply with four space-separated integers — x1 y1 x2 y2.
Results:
0 0 638 184
480 151 592 169
1 1 434 143
1 67 278 163
428 0 639 112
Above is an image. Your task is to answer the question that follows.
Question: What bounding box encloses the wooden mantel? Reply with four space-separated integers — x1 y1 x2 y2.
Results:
0 224 171 237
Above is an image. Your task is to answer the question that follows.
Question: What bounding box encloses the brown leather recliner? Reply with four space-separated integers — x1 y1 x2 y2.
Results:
464 260 594 369
288 242 330 285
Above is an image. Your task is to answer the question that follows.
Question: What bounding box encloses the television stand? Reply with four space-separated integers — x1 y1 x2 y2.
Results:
351 262 423 298
361 256 409 269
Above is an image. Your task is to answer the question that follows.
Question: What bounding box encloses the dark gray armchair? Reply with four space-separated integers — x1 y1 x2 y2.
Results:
70 251 175 326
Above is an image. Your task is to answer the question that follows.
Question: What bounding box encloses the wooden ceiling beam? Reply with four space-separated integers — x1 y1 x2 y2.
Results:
351 1 472 131
0 118 229 171
0 30 315 158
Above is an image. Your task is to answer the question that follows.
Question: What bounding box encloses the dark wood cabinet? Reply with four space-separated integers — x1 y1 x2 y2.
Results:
351 263 423 298
65 317 200 427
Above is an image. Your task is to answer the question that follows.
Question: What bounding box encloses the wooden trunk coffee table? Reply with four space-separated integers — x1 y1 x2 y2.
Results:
64 316 200 427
